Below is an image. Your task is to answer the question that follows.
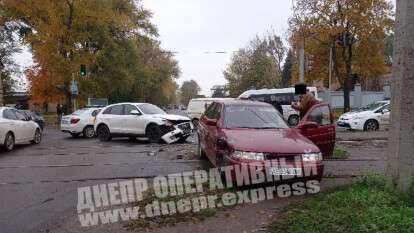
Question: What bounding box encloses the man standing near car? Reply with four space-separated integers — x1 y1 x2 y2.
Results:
292 87 319 119
270 95 284 116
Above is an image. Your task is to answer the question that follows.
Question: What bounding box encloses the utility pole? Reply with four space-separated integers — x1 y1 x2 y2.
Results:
328 43 333 91
298 40 305 83
387 0 414 194
0 74 3 106
70 74 79 111
293 0 305 84
324 43 334 105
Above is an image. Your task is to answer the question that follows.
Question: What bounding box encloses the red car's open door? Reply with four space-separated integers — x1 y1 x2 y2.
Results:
296 103 336 158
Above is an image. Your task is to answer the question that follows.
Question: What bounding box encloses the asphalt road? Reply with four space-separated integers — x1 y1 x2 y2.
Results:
0 128 201 233
0 123 388 233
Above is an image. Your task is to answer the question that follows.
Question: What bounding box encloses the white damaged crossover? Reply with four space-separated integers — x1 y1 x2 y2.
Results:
94 103 193 143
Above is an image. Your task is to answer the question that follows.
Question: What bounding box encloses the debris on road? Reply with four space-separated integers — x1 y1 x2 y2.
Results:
184 150 199 160
41 198 54 204
161 128 185 144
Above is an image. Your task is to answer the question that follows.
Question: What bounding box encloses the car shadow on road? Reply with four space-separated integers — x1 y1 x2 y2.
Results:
0 143 34 157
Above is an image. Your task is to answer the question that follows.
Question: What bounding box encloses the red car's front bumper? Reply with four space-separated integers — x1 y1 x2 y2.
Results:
222 156 324 184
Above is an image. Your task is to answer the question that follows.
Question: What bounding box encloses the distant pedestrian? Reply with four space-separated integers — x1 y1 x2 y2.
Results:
56 104 63 123
270 95 284 116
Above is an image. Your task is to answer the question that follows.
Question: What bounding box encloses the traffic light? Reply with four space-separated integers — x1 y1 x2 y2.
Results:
80 64 86 76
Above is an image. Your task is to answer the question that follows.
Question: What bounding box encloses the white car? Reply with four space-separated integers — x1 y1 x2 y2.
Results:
337 100 390 131
94 103 193 143
238 87 320 126
0 107 42 151
61 108 101 138
186 98 233 127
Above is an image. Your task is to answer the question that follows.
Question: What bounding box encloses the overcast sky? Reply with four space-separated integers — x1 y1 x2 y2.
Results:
141 0 293 96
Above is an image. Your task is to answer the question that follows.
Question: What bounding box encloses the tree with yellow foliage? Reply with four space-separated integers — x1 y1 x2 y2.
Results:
289 0 394 112
25 66 65 107
224 32 286 97
2 0 178 110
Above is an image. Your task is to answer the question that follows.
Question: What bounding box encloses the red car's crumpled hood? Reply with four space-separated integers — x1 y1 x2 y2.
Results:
222 128 320 154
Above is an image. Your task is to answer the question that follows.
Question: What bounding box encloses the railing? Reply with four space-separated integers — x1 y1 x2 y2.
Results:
318 85 390 110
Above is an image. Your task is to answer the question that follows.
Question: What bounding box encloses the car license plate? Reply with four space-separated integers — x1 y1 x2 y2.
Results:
269 167 302 176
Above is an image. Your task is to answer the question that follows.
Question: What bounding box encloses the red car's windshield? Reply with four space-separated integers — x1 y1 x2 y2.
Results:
223 105 289 129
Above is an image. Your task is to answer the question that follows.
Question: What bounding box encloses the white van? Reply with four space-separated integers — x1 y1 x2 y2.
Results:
186 98 233 126
238 87 319 126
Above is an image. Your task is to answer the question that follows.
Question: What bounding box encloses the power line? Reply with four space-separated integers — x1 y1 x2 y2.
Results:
160 50 239 54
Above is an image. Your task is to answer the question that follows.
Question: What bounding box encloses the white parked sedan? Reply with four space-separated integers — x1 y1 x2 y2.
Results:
0 107 42 151
61 108 101 138
336 100 390 131
94 103 193 143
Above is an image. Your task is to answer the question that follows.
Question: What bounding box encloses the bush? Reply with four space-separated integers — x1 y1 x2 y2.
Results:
358 173 387 189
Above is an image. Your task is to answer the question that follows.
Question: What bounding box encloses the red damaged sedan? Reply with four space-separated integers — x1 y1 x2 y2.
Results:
197 100 335 183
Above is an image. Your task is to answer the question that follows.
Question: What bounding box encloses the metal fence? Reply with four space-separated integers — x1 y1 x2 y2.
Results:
318 84 391 109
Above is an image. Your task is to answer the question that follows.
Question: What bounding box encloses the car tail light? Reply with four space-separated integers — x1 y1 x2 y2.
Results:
70 118 80 124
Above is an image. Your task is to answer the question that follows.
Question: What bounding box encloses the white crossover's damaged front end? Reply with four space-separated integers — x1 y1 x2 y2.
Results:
159 121 194 144
161 128 185 144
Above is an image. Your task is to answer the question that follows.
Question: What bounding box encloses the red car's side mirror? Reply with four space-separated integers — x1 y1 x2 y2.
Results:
297 121 318 130
205 118 217 126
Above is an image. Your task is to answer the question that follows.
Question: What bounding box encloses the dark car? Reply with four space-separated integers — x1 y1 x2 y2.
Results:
197 100 335 184
19 110 45 130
